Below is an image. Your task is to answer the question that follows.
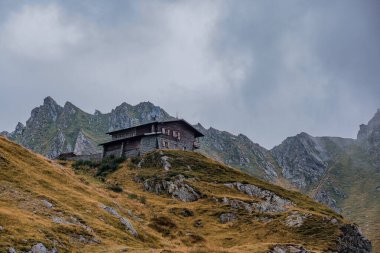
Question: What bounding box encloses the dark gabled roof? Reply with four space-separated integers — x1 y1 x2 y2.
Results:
106 119 204 137
99 133 158 146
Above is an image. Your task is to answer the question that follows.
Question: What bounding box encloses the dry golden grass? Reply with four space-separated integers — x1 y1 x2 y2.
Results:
0 137 348 252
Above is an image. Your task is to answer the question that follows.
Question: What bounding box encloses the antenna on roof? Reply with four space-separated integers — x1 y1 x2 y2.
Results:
176 112 179 119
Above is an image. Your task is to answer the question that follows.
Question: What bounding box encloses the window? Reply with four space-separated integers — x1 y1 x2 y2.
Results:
162 128 166 134
167 129 170 135
173 131 177 138
162 140 169 148
177 132 181 140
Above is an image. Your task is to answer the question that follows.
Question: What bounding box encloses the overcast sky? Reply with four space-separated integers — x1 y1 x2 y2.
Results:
0 0 379 148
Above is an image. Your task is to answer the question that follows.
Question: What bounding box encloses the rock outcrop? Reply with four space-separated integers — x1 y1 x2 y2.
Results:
28 243 57 253
272 133 331 190
336 224 372 253
357 109 380 166
73 131 98 155
141 175 201 202
99 204 138 237
268 245 309 253
224 182 293 212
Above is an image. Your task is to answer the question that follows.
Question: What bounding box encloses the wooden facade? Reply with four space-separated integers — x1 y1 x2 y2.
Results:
100 119 204 158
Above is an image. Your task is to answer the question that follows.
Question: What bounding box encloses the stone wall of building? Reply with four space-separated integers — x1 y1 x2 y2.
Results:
140 135 158 155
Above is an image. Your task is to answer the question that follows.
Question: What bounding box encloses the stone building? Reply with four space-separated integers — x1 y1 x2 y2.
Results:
100 119 204 158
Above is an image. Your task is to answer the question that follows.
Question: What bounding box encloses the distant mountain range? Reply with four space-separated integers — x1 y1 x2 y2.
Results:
2 97 379 250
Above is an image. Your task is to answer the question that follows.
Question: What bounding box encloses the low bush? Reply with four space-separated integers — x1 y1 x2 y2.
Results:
95 157 126 179
106 184 123 193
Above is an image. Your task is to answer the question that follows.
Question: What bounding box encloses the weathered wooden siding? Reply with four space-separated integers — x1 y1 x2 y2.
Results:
111 124 155 140
158 122 196 150
122 138 141 157
103 142 122 158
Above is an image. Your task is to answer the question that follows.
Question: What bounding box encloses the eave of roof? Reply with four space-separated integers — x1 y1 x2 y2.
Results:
99 133 160 146
106 119 204 137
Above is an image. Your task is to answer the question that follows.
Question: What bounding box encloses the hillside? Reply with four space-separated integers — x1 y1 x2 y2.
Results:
271 114 380 250
0 136 372 252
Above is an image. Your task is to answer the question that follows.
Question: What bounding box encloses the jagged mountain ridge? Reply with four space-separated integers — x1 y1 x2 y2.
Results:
4 97 173 158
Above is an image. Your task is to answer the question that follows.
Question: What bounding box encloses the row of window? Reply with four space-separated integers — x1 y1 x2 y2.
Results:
162 128 181 140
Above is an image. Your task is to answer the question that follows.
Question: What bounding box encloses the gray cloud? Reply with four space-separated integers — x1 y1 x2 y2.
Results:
0 0 379 148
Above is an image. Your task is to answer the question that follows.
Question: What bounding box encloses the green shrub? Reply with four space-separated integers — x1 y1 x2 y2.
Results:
95 157 126 179
106 184 123 193
139 196 147 204
128 193 138 200
72 160 99 170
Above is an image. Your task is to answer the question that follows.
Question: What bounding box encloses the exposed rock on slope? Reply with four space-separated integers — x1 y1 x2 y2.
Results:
139 174 202 202
337 224 372 253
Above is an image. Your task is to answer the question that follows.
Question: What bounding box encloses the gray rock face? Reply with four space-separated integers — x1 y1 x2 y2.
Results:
41 199 53 209
224 182 293 212
99 204 138 237
195 124 280 182
271 133 330 190
73 131 98 155
268 245 309 253
0 131 11 138
142 175 201 202
108 102 170 132
27 243 57 253
357 109 380 166
47 131 66 158
219 213 237 224
284 212 310 227
315 188 341 213
336 224 372 253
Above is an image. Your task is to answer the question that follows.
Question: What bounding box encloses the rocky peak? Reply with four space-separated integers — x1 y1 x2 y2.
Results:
357 109 380 141
271 132 329 190
0 131 11 138
63 101 78 114
26 97 62 128
14 122 25 135
43 96 58 107
357 109 380 166
94 109 102 116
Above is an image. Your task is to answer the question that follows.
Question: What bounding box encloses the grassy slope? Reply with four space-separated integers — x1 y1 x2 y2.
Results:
0 136 352 252
321 144 380 251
